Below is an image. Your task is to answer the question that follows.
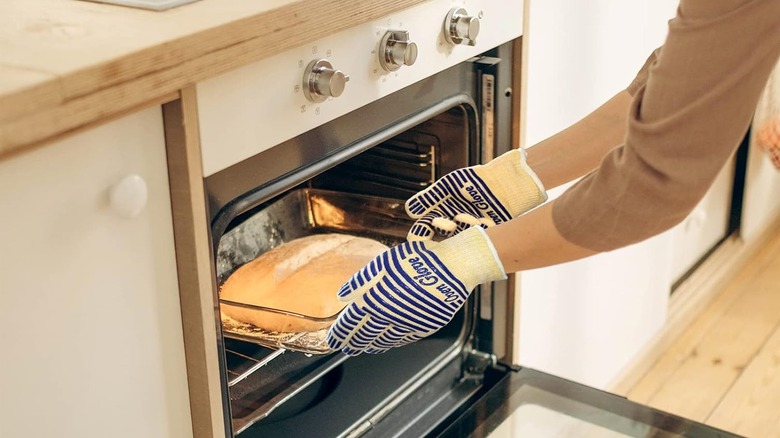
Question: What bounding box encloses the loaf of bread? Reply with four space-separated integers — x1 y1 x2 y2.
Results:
220 233 388 333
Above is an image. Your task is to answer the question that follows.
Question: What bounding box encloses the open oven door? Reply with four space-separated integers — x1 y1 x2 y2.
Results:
429 363 742 438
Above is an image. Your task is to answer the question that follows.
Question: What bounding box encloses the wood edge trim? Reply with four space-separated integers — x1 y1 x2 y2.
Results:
517 0 531 150
511 37 523 150
507 37 522 362
163 86 226 438
0 0 428 158
505 273 518 362
0 91 179 163
607 217 780 395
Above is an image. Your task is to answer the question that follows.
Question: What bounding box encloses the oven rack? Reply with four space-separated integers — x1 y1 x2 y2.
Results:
224 338 348 433
313 135 440 199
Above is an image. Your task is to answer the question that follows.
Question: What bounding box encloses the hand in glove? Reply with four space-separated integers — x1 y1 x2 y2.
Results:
326 226 506 355
406 149 547 241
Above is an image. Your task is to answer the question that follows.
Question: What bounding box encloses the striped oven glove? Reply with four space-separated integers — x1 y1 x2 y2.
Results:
326 226 506 355
406 149 547 241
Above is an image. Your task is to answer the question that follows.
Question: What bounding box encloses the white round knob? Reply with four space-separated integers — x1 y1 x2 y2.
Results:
684 208 708 231
109 174 148 219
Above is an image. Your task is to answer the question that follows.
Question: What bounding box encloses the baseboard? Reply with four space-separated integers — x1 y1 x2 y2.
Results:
608 217 780 395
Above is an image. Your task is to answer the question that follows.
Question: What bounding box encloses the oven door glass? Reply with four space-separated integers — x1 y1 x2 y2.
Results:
434 366 742 438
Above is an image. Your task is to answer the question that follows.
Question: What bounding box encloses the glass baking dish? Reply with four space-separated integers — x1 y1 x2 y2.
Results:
216 188 412 354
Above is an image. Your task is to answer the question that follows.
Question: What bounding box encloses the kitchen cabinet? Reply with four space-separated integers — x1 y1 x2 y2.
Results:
742 62 780 242
743 143 780 241
668 159 734 283
0 107 193 438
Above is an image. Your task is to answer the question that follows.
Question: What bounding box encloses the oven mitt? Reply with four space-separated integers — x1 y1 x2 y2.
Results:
405 149 547 241
326 226 506 355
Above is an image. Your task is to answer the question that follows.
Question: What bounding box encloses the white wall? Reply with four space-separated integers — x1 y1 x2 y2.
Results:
517 0 679 388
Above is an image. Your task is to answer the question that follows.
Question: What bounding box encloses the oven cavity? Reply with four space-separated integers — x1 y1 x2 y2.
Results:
213 105 475 436
310 107 471 200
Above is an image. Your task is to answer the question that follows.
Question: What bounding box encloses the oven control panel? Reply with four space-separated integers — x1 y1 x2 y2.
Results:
197 0 523 177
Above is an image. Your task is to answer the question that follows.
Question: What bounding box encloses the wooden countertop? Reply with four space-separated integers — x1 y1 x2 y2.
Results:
0 0 426 159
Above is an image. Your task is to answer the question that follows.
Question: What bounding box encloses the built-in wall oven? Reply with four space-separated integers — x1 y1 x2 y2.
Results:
191 1 743 437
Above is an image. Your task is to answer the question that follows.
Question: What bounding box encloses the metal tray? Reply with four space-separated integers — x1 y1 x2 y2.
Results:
216 188 412 354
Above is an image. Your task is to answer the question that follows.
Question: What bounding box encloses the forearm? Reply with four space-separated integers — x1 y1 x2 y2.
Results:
552 0 780 252
482 91 632 269
525 90 632 190
485 200 596 272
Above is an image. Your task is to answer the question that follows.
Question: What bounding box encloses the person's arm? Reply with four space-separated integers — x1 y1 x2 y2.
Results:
486 201 596 271
550 0 780 253
525 90 632 190
491 0 780 267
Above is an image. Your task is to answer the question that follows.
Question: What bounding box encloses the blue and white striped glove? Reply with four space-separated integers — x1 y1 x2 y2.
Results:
326 226 506 355
406 149 547 241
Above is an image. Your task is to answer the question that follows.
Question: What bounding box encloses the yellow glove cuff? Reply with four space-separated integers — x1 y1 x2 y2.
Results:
432 226 507 290
480 149 548 216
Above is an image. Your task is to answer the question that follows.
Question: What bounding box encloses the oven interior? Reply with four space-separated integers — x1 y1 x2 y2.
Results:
215 106 481 437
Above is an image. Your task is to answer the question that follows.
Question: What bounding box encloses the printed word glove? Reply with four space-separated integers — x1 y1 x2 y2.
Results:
406 149 547 241
326 226 506 355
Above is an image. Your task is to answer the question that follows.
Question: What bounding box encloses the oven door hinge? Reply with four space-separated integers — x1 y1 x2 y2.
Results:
462 349 497 379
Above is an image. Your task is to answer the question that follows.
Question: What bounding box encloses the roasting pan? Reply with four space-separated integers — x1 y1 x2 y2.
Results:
216 188 412 354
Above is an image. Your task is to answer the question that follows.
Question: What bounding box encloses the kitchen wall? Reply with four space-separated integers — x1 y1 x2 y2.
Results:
517 0 679 388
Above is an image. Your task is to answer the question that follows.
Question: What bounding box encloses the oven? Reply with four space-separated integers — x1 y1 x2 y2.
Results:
189 1 744 437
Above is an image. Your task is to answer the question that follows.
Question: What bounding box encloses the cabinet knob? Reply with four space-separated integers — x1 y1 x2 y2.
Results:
109 174 148 218
684 208 708 231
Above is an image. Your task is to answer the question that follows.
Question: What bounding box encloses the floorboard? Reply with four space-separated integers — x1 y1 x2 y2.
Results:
624 225 780 436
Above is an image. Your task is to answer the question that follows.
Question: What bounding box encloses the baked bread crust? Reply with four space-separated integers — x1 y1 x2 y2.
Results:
220 233 388 332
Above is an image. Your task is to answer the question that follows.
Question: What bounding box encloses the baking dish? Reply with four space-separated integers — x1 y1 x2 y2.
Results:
216 188 412 354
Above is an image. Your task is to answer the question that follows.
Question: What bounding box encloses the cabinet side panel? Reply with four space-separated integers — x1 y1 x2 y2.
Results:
163 87 227 438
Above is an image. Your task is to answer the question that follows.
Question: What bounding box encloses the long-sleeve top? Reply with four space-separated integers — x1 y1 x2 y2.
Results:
552 0 780 251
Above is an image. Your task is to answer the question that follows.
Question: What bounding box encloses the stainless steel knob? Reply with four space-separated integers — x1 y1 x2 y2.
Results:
302 59 350 103
444 7 480 46
379 30 418 72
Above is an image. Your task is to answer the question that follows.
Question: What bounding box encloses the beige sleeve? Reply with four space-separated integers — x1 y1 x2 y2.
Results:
626 47 661 97
552 0 780 252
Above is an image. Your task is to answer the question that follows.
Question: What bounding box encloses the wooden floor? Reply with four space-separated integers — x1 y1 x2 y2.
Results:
623 225 780 438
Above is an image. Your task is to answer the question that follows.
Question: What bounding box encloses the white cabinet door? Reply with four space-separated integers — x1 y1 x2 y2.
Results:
0 107 193 438
669 158 735 283
742 62 780 242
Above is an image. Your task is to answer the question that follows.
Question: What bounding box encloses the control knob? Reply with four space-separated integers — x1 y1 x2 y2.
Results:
302 59 350 103
378 30 418 72
444 7 480 46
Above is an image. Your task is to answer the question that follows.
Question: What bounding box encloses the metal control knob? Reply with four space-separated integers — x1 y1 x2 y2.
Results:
302 59 350 103
379 30 418 72
444 7 480 46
